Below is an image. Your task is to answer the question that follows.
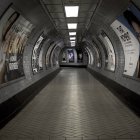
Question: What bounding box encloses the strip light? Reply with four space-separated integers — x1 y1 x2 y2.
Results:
65 6 79 17
70 37 76 40
67 23 77 29
71 42 75 46
69 32 76 36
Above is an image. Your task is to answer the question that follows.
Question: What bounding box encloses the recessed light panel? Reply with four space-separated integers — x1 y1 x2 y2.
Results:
70 40 76 46
70 37 76 40
69 32 76 36
71 42 75 46
70 41 75 43
65 6 79 17
67 23 77 29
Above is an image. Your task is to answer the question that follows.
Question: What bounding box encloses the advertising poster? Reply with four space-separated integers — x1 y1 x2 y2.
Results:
99 32 116 71
68 49 74 63
38 47 43 70
32 34 44 74
111 3 140 77
0 6 34 84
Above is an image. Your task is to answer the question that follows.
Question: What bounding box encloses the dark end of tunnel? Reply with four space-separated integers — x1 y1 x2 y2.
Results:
87 68 140 117
0 69 60 129
60 65 87 68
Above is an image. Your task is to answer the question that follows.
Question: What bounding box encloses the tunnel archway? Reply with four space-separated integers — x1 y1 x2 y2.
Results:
0 0 140 138
59 47 88 67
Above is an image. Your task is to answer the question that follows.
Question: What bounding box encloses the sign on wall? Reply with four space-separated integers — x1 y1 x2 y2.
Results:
0 6 34 84
111 3 140 77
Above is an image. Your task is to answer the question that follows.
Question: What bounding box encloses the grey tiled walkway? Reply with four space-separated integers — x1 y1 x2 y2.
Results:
0 68 140 140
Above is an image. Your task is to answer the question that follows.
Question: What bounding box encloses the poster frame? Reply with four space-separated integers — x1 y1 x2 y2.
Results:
0 3 33 87
98 31 116 72
31 32 45 75
111 1 140 81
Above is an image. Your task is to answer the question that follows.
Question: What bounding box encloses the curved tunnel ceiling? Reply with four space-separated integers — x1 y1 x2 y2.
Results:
40 0 130 47
40 0 101 47
1 0 140 131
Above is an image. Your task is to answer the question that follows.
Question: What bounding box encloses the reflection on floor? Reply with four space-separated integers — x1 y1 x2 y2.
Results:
0 68 140 140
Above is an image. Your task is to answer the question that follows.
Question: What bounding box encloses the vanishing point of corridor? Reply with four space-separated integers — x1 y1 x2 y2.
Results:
0 68 140 140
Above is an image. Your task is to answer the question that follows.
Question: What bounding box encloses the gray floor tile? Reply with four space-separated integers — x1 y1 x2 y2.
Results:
0 68 140 140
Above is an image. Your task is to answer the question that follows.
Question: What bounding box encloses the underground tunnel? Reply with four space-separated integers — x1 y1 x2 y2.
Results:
0 0 140 139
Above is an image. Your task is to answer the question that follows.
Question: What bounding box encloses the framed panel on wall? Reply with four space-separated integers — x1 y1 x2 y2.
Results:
85 47 94 65
111 2 140 78
52 46 61 66
92 42 102 68
85 47 91 65
0 4 34 85
76 49 83 63
67 49 74 63
32 33 45 74
45 41 55 68
98 31 116 71
49 45 58 67
61 49 67 63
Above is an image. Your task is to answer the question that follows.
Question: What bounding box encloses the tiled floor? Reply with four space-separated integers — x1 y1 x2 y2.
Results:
0 68 140 140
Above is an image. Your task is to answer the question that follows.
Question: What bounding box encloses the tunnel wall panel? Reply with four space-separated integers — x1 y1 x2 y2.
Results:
87 68 140 116
0 0 61 105
85 0 140 96
0 0 62 124
0 68 60 128
87 17 140 97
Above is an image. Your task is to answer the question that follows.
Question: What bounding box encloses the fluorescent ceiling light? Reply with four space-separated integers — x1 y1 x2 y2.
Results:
71 42 75 46
69 32 76 36
67 23 77 29
70 37 76 40
71 41 76 46
70 41 75 43
65 6 79 17
71 44 75 47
